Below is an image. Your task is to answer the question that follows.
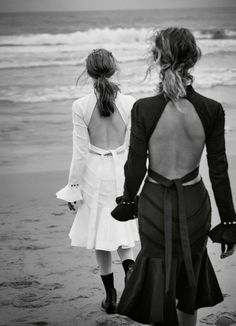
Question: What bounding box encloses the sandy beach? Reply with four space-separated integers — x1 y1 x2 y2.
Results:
1 6 236 325
1 84 236 326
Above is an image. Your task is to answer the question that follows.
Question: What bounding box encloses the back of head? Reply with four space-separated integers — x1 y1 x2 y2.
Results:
86 49 120 117
151 27 201 102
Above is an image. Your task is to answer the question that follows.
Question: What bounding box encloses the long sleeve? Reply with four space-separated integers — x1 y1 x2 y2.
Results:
124 107 132 150
206 103 236 223
68 101 89 185
56 100 89 202
123 101 148 200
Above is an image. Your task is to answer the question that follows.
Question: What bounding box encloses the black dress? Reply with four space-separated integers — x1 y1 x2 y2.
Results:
114 85 236 325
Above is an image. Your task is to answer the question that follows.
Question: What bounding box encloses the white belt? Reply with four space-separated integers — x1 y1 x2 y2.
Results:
89 143 126 195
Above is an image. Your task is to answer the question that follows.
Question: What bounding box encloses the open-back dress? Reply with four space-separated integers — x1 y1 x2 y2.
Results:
56 92 139 251
116 85 236 325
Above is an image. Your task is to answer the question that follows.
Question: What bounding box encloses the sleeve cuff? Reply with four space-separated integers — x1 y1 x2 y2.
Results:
111 196 139 222
208 222 236 244
56 184 83 202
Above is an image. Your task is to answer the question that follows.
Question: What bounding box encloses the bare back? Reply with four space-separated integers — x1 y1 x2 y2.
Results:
149 99 205 179
88 103 126 150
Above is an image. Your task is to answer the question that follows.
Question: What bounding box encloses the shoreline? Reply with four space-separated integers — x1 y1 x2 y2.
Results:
1 85 236 176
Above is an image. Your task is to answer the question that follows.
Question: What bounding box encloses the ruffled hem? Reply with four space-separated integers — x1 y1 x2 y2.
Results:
117 252 166 324
208 222 236 244
117 250 223 325
68 202 139 250
56 184 83 202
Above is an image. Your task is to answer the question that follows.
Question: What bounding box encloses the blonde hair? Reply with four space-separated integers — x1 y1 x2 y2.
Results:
150 27 201 102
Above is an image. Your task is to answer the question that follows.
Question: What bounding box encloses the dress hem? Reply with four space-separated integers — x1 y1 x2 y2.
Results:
69 236 139 251
117 296 224 326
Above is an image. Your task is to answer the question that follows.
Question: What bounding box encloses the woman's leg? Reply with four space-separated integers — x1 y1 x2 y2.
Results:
151 310 197 326
117 246 135 282
95 249 116 314
177 309 197 326
96 249 112 275
117 246 134 262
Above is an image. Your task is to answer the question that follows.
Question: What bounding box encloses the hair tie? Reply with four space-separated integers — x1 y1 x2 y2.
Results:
97 74 106 79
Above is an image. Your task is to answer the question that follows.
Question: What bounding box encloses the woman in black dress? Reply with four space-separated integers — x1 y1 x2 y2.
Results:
112 27 236 326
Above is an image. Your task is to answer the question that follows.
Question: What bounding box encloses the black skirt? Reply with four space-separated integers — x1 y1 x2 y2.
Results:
117 178 223 325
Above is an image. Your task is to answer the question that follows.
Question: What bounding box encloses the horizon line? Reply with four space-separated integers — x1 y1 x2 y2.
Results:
1 6 236 14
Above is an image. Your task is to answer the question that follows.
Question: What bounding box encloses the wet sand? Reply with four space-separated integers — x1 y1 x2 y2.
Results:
0 158 236 326
0 85 236 325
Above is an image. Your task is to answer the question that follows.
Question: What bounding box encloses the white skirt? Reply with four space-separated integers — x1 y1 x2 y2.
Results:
68 144 140 251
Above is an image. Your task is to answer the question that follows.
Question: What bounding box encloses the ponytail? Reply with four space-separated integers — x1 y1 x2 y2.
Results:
159 64 188 102
85 48 120 117
94 76 120 117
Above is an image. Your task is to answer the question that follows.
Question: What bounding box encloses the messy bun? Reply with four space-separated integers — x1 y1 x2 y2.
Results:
151 27 201 101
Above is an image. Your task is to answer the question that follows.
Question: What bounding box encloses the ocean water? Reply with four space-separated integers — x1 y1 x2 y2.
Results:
0 8 236 173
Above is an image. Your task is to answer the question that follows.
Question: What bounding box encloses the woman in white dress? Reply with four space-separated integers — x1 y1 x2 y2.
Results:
56 49 139 313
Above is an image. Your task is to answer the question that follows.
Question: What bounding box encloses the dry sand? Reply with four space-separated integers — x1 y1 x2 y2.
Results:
0 86 236 326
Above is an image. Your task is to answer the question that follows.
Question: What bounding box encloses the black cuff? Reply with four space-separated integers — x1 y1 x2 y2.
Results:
111 196 139 222
208 221 236 244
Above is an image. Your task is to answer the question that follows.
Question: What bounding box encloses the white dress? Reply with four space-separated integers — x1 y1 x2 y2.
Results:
56 92 140 251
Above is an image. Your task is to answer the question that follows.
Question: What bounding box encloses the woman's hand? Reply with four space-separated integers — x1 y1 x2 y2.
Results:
220 243 236 259
68 202 77 211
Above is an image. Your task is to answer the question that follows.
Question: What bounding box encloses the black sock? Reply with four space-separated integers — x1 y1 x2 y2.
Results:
101 273 114 293
122 259 135 275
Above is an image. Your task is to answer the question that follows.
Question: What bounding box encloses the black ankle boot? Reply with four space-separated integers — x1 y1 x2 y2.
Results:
122 259 135 283
101 287 117 314
101 273 117 314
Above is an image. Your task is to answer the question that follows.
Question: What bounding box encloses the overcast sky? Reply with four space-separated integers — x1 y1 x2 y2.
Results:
0 0 236 12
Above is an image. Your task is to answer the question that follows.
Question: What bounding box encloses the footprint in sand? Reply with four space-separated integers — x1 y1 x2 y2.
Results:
0 298 13 306
216 316 236 326
51 212 65 216
22 236 37 241
13 319 48 326
66 294 91 301
201 312 236 325
91 266 100 274
0 211 19 215
10 280 41 289
0 276 40 289
223 293 231 298
81 311 135 326
0 234 15 241
11 244 49 250
40 283 64 291
23 219 40 222
13 291 50 308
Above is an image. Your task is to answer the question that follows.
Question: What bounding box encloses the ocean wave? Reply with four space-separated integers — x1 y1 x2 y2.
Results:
194 29 236 40
0 59 82 70
198 38 236 55
0 50 146 70
0 27 151 46
0 86 79 103
0 27 236 47
0 27 235 70
1 68 236 104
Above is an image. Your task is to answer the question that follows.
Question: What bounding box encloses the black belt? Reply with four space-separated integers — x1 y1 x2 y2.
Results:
148 167 200 295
